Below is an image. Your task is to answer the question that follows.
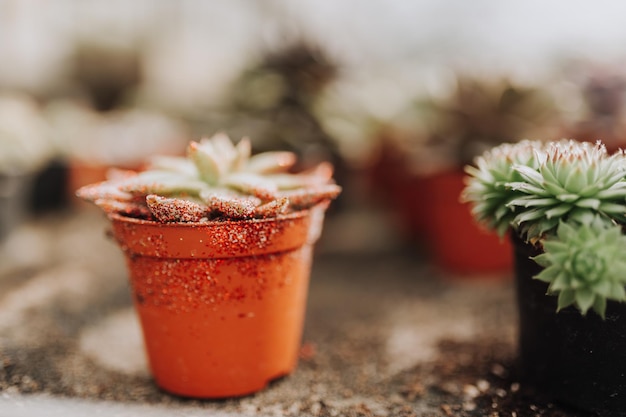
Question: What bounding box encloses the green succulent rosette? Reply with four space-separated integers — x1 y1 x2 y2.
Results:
507 140 626 240
462 140 544 236
464 138 626 318
533 218 626 318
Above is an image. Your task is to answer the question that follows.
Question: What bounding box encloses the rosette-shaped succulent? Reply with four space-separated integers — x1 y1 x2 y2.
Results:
77 133 341 222
464 138 626 318
507 140 626 240
462 140 545 236
533 217 626 317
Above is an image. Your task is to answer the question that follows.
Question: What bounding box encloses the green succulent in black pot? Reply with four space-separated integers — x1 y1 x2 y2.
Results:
464 139 626 316
463 138 626 415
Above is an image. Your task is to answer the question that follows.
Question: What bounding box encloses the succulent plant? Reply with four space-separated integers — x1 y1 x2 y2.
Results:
216 41 340 170
507 140 626 240
462 140 545 236
533 217 626 317
463 138 626 318
77 133 341 222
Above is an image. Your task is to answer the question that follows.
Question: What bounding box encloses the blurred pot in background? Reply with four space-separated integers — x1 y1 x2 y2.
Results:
192 40 348 213
371 75 559 275
219 41 338 167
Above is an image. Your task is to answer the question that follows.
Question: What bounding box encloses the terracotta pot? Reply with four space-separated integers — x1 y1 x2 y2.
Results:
376 172 430 242
368 137 431 241
513 234 626 415
425 170 512 275
108 206 327 398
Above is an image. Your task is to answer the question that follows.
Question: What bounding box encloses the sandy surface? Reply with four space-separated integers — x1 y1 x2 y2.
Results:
0 210 592 416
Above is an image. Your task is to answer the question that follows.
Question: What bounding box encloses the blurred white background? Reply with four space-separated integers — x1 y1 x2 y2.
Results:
3 0 626 230
3 0 626 102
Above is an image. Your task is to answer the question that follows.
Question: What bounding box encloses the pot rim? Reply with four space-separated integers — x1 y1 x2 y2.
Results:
107 204 326 258
107 207 313 228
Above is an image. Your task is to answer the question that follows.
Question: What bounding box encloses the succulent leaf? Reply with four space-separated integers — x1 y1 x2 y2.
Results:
575 198 601 209
222 172 279 200
557 289 576 311
507 197 560 208
94 198 152 219
563 167 586 191
514 164 545 187
188 140 222 184
593 297 607 319
556 194 581 203
544 205 572 219
76 180 134 203
575 288 595 313
119 171 209 196
596 186 626 200
279 184 343 210
507 182 550 196
146 195 207 223
201 191 260 219
232 137 252 171
246 151 297 174
254 197 289 218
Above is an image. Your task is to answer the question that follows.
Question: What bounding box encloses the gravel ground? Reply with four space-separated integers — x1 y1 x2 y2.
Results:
0 210 593 416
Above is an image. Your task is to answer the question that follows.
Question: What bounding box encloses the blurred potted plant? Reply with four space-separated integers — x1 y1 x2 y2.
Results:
46 101 189 205
463 139 626 415
77 133 340 398
201 40 347 210
377 76 558 274
72 42 143 112
0 93 52 240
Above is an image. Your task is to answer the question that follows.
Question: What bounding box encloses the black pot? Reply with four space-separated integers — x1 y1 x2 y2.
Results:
513 233 626 415
29 159 69 213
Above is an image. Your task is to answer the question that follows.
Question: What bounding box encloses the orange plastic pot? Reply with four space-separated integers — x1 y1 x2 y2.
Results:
108 207 326 398
424 170 512 275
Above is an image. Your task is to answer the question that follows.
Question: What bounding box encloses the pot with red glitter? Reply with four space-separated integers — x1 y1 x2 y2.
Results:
109 207 325 397
77 133 340 398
